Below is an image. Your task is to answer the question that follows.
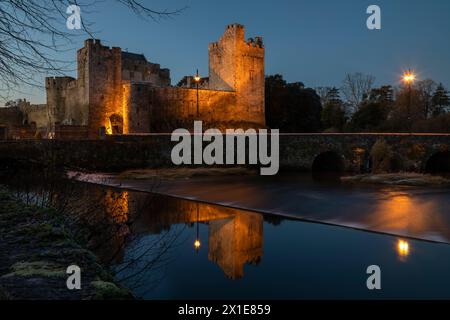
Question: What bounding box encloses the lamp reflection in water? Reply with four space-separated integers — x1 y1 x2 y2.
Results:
194 204 201 253
397 239 410 262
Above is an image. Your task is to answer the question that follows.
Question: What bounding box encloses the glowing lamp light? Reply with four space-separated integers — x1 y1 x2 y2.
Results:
397 239 410 258
194 239 201 250
194 69 201 83
402 71 416 84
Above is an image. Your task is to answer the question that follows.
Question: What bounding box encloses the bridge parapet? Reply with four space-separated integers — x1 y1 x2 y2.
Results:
0 134 448 172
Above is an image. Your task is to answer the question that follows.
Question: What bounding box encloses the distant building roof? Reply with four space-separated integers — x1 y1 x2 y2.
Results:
121 52 147 62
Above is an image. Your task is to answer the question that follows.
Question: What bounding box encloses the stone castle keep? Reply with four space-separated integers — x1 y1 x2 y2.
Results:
0 24 265 139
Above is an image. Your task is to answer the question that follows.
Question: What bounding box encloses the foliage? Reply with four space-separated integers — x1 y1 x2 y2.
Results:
431 83 450 116
370 139 395 173
341 72 375 112
0 1 184 100
320 87 346 131
347 85 393 131
265 74 322 132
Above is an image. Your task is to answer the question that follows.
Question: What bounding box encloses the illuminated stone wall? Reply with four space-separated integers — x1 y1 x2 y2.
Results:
123 84 254 133
42 24 265 138
122 24 266 133
84 40 123 137
122 53 170 86
209 24 265 127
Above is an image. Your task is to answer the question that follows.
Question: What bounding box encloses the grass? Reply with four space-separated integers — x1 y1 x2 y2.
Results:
91 280 131 300
0 185 132 300
2 261 66 279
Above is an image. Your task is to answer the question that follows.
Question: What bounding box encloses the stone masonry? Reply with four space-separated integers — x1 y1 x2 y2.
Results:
1 23 265 140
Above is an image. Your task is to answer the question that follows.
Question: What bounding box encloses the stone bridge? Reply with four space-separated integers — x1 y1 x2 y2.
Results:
0 133 449 173
278 133 450 173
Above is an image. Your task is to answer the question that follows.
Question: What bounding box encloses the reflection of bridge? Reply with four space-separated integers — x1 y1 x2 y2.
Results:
0 133 449 172
124 193 264 279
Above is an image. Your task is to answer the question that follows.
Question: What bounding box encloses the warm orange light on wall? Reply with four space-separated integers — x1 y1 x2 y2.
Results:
122 84 131 134
105 125 113 135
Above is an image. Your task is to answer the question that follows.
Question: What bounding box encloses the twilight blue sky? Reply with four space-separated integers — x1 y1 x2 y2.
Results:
9 0 450 104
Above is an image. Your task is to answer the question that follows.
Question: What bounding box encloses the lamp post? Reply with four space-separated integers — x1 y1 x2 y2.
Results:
402 69 416 132
194 69 201 117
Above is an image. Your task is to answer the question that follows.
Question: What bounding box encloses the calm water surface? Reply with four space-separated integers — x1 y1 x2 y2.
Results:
5 172 450 299
77 173 450 299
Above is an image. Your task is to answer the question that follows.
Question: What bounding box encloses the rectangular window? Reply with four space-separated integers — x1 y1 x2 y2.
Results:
250 70 255 80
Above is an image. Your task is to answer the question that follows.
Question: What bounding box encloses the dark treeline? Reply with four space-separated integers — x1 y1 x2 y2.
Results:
265 73 450 133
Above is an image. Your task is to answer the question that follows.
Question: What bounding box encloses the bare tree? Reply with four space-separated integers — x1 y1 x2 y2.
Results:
0 0 185 100
315 87 332 105
341 73 375 113
417 79 437 119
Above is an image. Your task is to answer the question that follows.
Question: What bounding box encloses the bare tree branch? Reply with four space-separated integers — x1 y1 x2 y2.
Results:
0 0 186 101
341 72 375 113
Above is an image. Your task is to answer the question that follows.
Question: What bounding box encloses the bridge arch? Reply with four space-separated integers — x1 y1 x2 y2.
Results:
425 151 450 174
312 151 345 173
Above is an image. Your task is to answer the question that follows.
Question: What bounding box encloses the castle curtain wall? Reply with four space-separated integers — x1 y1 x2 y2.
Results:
123 84 254 133
42 23 265 138
46 76 89 132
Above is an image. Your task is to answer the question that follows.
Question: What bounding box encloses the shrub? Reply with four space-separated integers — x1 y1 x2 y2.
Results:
370 139 395 173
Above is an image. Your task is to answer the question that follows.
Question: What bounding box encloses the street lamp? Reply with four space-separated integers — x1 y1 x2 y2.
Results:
194 69 201 117
402 70 416 84
402 69 416 132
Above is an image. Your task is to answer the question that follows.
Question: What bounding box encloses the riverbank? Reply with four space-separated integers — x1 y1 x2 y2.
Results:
0 186 132 300
341 173 450 187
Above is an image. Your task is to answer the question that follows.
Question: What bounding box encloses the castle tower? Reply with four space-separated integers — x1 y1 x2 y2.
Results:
209 24 265 126
45 76 76 135
79 39 123 137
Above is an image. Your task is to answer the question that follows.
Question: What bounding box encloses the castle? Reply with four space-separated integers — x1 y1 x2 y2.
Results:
0 24 265 140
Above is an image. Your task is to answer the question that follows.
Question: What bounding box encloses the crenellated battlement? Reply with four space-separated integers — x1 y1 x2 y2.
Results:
246 36 264 49
45 77 76 89
208 24 265 125
226 23 244 30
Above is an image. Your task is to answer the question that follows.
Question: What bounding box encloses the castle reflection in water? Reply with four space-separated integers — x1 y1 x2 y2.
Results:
103 190 264 280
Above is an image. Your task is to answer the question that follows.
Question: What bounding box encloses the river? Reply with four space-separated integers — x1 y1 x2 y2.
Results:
3 170 450 299
66 171 450 299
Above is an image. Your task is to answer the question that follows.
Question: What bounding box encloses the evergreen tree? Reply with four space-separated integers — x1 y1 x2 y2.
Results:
368 85 394 105
321 87 346 131
265 75 322 132
431 83 450 116
325 87 343 106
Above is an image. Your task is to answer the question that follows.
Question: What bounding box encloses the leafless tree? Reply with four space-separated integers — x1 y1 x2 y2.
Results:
341 72 375 113
417 79 437 119
0 0 185 100
315 87 332 105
